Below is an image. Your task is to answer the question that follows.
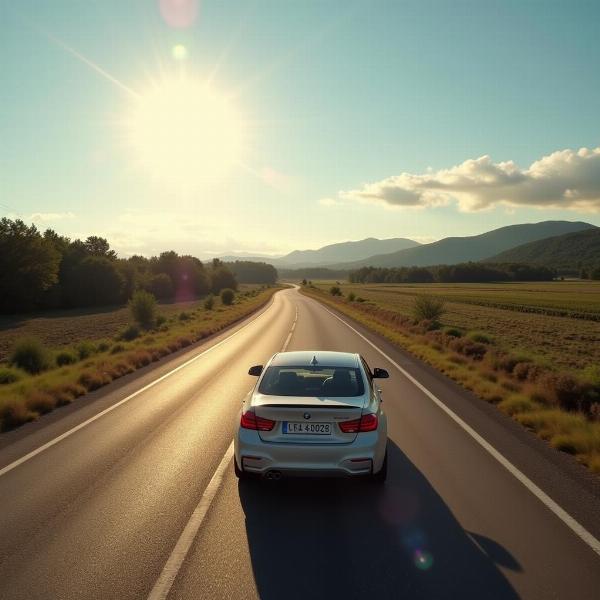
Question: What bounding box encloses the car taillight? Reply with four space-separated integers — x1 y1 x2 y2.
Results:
338 414 378 433
240 410 275 431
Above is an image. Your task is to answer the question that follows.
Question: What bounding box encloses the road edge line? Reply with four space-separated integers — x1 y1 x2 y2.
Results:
318 302 600 558
0 293 280 479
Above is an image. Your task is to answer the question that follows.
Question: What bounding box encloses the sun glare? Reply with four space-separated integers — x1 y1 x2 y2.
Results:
126 76 244 188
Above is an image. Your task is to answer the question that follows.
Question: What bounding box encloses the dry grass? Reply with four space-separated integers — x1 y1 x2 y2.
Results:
322 281 600 370
0 286 280 431
301 283 600 473
0 284 263 362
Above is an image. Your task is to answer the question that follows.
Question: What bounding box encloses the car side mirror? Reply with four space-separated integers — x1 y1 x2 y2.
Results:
248 365 263 376
373 368 389 379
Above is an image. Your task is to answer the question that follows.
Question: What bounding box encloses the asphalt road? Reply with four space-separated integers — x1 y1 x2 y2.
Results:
0 286 599 600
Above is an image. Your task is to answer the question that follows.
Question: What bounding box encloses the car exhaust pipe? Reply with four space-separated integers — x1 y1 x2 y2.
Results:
266 470 282 481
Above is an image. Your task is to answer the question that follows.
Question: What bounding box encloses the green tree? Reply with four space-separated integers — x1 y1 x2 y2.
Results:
0 219 60 312
144 273 174 300
211 265 238 293
66 256 125 306
129 289 157 329
84 236 116 259
220 288 235 305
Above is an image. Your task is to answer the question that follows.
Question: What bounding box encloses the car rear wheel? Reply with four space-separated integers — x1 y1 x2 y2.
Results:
371 448 387 483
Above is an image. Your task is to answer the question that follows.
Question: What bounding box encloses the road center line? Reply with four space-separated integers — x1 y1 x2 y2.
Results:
147 442 234 600
319 302 600 558
0 294 280 479
147 306 296 598
281 306 298 352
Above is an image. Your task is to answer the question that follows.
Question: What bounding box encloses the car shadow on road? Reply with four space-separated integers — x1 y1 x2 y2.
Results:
238 441 521 600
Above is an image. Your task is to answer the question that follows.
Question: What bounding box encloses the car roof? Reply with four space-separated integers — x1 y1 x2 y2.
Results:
270 351 360 368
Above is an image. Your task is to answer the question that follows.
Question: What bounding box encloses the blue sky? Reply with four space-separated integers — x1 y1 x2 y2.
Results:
1 0 599 257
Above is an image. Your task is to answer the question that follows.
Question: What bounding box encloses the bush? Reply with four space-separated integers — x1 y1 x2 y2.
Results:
26 391 55 415
120 324 140 341
110 343 126 354
56 349 78 366
76 341 96 360
347 292 356 302
467 331 493 344
52 383 86 405
220 288 235 306
126 350 152 369
129 289 157 329
204 294 215 310
78 370 111 391
0 367 23 384
412 295 445 323
448 338 487 360
444 327 463 338
179 311 192 321
540 373 587 412
155 314 166 327
330 286 342 297
97 341 110 353
9 337 51 374
0 400 36 431
499 395 538 416
513 362 543 382
356 296 366 303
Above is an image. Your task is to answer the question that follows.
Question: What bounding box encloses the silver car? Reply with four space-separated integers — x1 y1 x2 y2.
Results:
234 351 389 482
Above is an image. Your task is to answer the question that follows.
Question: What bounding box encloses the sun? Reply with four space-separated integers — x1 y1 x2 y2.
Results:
125 76 245 188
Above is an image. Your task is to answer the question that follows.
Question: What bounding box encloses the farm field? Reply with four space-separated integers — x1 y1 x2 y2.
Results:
312 281 600 372
302 281 600 472
0 285 280 431
0 284 263 363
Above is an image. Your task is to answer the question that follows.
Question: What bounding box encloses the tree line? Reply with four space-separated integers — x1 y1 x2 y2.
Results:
0 218 277 313
349 262 557 284
226 261 278 284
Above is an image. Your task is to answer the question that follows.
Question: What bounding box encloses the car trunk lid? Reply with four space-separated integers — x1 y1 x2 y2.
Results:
253 393 366 444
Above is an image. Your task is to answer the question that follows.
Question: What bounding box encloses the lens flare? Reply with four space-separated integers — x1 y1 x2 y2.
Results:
172 44 188 60
159 0 198 29
413 550 434 571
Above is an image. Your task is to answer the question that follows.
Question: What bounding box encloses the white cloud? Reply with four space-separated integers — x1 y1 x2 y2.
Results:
27 212 76 222
319 197 344 207
340 146 600 213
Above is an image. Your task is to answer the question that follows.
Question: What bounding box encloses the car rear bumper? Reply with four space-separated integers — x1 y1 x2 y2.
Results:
234 427 386 477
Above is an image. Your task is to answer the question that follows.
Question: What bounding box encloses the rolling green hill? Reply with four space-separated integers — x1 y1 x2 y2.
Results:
486 227 600 272
331 221 595 269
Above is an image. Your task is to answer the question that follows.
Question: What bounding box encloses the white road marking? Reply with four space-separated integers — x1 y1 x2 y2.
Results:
147 442 234 600
319 303 600 558
148 305 300 598
0 295 280 479
281 306 298 351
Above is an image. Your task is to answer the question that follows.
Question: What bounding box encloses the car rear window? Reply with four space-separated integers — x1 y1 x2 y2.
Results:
258 366 365 397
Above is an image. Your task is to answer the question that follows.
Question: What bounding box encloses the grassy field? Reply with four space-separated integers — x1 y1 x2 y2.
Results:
0 284 263 363
0 285 279 431
318 281 600 371
301 281 600 473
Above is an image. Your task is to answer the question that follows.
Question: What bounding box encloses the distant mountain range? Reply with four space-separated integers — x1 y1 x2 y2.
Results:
331 221 596 269
220 237 420 268
487 227 600 270
221 221 597 272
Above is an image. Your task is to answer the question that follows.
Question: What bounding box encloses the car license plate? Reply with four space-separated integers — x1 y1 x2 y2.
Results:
283 422 331 435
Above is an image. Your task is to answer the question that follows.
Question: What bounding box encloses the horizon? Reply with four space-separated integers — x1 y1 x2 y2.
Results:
2 1 600 258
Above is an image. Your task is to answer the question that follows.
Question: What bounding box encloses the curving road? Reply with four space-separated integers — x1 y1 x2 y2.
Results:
0 286 599 599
